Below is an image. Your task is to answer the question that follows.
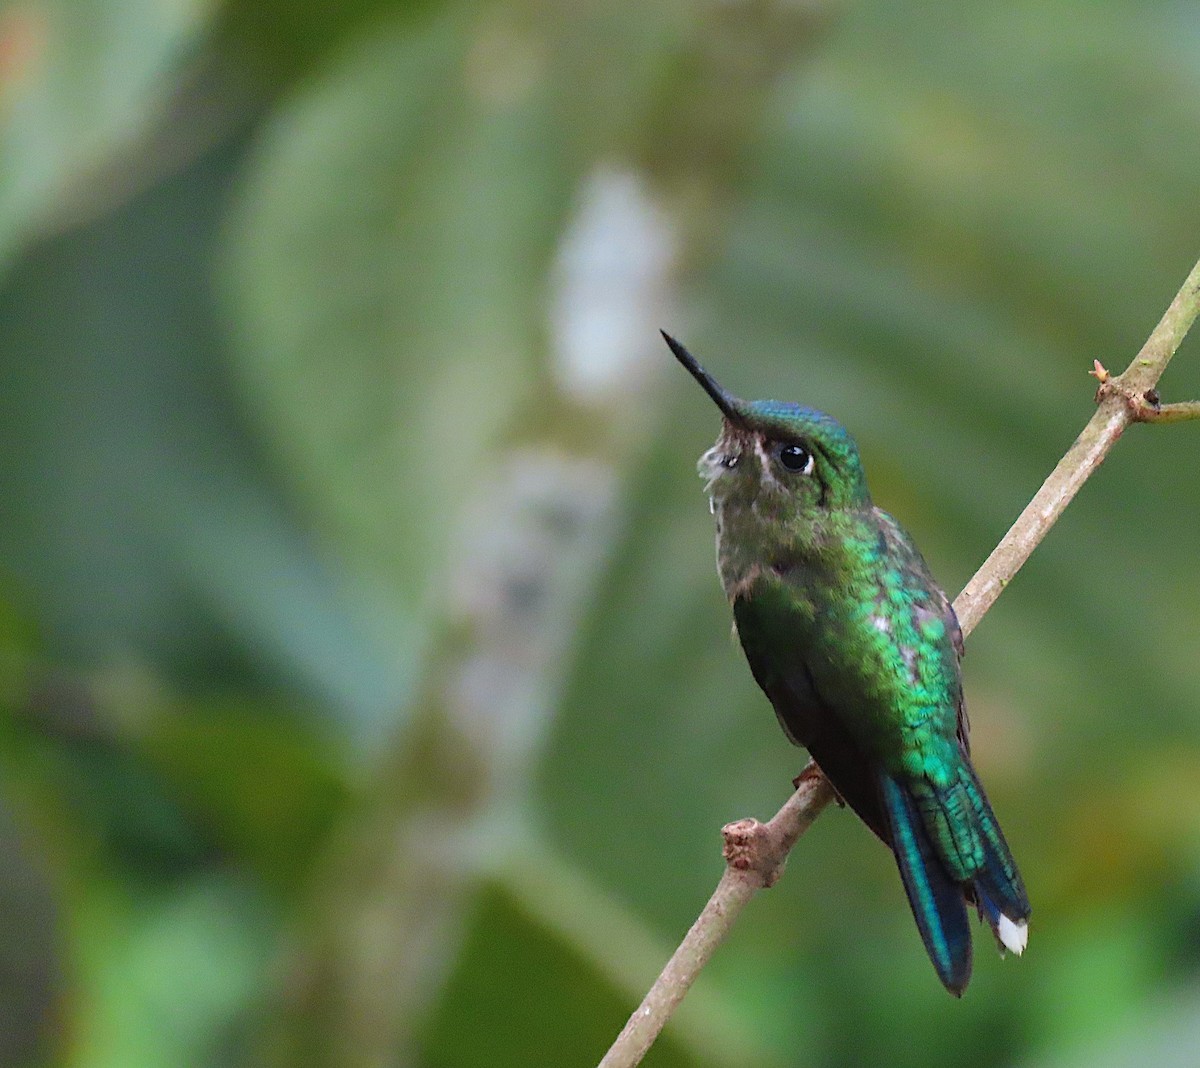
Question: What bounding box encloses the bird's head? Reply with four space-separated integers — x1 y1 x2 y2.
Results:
663 331 871 517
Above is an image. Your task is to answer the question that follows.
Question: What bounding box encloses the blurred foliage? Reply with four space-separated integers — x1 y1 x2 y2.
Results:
1 0 1200 1066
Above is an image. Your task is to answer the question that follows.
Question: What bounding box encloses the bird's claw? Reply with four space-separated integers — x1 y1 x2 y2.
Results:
792 763 845 807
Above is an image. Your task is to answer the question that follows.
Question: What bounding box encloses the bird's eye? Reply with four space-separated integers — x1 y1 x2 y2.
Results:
777 443 814 474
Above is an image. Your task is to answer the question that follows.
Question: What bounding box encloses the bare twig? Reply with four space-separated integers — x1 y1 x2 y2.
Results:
597 769 835 1068
955 256 1200 633
598 256 1200 1068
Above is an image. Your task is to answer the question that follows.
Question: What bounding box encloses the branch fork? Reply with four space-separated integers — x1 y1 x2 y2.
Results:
1093 366 1200 424
721 764 834 888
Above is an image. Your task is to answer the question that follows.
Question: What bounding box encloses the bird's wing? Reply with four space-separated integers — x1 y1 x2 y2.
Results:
873 508 969 752
733 583 890 842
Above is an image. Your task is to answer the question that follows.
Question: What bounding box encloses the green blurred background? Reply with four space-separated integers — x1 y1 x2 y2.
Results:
2 1 1200 1065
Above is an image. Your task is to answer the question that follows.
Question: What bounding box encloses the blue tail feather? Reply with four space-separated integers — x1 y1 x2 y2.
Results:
881 766 1031 989
879 774 973 996
961 763 1031 925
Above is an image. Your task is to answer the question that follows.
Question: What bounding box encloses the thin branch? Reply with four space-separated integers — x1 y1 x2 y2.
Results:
955 255 1200 633
1136 400 1200 424
597 769 835 1068
598 256 1200 1068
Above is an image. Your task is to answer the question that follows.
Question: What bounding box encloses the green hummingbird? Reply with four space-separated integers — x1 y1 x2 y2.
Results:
664 331 1030 996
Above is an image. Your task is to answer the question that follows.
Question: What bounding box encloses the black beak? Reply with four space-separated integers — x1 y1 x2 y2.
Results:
660 331 745 427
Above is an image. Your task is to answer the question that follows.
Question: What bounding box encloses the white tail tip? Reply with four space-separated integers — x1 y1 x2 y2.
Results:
997 914 1028 956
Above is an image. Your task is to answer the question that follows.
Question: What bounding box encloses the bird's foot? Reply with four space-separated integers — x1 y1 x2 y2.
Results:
793 762 844 807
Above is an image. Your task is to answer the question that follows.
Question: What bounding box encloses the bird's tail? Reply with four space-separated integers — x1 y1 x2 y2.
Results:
959 762 1031 957
878 774 973 995
878 767 1030 996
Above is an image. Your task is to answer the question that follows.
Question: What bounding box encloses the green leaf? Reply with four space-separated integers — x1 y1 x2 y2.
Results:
73 875 275 1068
139 700 351 892
0 0 214 271
222 6 576 626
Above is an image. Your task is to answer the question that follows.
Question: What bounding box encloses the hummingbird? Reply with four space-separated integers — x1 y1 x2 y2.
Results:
664 331 1030 996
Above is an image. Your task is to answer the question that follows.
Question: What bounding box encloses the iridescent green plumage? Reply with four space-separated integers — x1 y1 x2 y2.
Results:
665 332 1030 995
